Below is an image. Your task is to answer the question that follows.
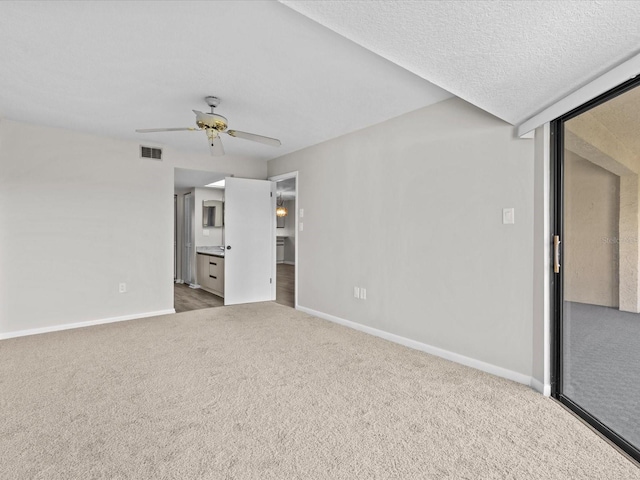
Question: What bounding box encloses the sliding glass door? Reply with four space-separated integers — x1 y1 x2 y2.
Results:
553 77 640 462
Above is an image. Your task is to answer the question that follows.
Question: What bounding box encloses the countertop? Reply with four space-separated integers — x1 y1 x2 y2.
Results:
196 246 225 257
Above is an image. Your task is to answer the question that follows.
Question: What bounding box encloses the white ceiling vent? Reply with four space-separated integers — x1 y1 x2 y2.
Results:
140 145 162 160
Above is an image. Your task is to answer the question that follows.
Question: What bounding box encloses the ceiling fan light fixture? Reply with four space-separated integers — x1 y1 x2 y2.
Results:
196 112 228 131
206 129 219 140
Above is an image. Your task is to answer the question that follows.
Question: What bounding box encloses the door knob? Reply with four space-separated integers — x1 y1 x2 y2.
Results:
226 245 231 250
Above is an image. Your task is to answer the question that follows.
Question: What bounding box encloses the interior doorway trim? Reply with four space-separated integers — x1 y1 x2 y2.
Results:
269 171 299 309
551 74 640 464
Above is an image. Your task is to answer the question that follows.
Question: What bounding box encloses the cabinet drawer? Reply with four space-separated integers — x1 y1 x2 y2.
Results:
209 275 224 293
208 258 222 277
206 256 224 294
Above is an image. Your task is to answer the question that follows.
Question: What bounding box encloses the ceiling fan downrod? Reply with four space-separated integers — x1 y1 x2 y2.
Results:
205 96 220 114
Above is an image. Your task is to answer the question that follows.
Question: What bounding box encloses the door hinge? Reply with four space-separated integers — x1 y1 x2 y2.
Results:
270 278 272 284
553 235 561 274
270 192 273 197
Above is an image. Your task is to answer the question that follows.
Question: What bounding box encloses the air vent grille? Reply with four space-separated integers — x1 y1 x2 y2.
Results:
140 146 162 160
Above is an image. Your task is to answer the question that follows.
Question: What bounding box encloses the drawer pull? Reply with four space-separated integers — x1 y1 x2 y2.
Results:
210 262 217 266
209 275 217 279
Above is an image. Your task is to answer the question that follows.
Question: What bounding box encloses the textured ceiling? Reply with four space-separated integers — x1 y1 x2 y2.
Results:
281 0 640 126
0 1 451 162
5 1 637 162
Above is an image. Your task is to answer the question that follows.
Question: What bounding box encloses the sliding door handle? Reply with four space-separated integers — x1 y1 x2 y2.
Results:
553 235 561 274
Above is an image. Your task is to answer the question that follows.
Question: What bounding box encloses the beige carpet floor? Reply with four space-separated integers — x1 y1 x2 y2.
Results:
1 302 638 479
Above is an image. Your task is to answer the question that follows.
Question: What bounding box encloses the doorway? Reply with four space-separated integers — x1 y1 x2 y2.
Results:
271 172 298 308
173 168 277 312
553 77 640 462
174 168 228 313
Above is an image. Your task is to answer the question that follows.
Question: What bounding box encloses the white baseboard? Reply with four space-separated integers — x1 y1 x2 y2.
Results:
188 283 200 289
175 278 184 284
297 306 534 389
0 309 176 340
530 377 552 396
283 261 295 265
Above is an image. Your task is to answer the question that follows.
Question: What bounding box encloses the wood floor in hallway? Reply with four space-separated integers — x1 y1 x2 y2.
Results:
174 264 294 312
174 283 223 313
275 263 295 308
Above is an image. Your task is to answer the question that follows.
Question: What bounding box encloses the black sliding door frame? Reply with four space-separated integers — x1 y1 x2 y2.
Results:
552 75 640 463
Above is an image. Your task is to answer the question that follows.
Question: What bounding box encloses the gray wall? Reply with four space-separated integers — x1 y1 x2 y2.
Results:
268 97 535 376
0 119 266 335
564 150 620 307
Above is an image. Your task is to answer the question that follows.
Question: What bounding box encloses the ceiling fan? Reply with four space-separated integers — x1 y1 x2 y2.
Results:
135 96 281 156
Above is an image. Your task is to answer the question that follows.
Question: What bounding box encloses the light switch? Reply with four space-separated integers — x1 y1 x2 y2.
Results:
203 229 210 236
299 222 304 231
300 208 304 218
502 208 515 224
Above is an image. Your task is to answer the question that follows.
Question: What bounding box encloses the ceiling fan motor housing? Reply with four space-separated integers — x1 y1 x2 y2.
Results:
205 96 220 108
195 112 228 132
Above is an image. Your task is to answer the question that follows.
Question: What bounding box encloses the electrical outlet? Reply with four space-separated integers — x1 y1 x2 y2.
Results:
299 222 304 231
354 286 360 299
119 283 127 293
361 288 367 300
300 208 304 218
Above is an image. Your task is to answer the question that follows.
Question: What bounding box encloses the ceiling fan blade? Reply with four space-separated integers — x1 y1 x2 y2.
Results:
209 135 225 156
226 130 281 147
135 127 200 133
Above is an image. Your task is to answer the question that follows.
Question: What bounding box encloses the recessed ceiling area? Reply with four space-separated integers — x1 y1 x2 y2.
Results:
281 0 640 126
176 168 296 197
174 168 227 191
0 1 451 161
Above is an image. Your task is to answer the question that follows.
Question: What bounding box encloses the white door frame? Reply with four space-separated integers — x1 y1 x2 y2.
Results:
183 191 195 286
269 171 299 309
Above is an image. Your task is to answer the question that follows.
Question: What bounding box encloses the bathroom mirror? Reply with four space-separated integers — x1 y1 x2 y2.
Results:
203 200 224 227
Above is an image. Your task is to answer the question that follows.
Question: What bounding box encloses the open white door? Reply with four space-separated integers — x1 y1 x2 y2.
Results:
224 177 275 305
